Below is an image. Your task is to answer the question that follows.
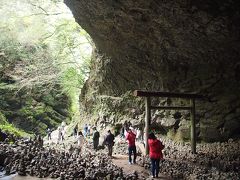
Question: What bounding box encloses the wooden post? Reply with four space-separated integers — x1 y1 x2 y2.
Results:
145 97 151 155
190 99 196 154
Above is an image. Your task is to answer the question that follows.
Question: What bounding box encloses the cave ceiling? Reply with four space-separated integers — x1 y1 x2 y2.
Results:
65 0 240 65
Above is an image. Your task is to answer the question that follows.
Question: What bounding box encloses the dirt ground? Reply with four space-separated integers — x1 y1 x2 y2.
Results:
112 154 171 179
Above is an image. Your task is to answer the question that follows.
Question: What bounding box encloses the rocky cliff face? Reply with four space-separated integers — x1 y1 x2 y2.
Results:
65 0 240 142
0 84 71 135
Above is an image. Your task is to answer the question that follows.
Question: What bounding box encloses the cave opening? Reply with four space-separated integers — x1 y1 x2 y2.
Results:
1 0 240 179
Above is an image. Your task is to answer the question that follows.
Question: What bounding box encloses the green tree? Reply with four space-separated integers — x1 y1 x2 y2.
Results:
0 0 92 134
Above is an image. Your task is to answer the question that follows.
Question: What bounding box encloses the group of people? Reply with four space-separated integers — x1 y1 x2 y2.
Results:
125 126 165 178
92 127 115 157
74 122 165 178
46 122 66 143
73 125 115 157
73 124 99 151
46 121 165 178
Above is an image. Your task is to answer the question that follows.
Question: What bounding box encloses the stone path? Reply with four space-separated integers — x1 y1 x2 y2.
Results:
112 154 171 179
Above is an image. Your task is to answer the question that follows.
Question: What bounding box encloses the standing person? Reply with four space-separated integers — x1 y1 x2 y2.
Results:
47 128 52 140
60 125 65 141
92 127 100 150
37 135 43 147
60 122 66 141
105 130 115 157
77 131 85 153
83 124 88 137
148 132 165 178
73 125 78 138
61 121 66 137
87 124 91 136
126 127 137 164
57 127 62 143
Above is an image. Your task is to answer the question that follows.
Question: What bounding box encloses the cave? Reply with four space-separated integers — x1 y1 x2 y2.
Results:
0 1 240 179
64 0 240 142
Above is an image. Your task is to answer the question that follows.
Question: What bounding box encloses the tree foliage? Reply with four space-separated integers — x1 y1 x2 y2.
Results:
0 0 92 133
0 0 92 93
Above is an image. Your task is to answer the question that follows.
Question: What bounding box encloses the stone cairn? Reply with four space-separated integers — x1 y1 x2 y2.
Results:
1 135 240 180
0 139 140 180
140 137 240 180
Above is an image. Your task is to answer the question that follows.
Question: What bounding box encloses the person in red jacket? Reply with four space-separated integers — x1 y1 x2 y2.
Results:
126 127 137 164
148 132 165 178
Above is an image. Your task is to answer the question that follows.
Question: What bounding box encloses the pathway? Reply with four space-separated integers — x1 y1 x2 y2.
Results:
112 155 171 179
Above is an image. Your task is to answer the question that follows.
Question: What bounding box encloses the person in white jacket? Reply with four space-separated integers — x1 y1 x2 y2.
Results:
77 131 85 152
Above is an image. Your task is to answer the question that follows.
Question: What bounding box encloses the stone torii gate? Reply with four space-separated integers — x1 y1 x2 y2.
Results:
133 90 203 154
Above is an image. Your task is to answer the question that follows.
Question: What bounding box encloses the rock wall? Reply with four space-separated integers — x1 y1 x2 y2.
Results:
65 0 240 141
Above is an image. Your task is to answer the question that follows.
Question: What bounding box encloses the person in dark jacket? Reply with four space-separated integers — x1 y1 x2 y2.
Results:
105 130 115 156
148 132 165 178
92 127 100 150
126 127 137 164
73 125 78 138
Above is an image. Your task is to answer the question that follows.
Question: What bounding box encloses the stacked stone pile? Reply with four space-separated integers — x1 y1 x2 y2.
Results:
0 140 140 179
1 135 239 179
142 137 240 180
113 138 128 155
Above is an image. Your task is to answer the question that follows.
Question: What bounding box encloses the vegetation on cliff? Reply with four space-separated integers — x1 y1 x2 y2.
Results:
0 0 92 135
